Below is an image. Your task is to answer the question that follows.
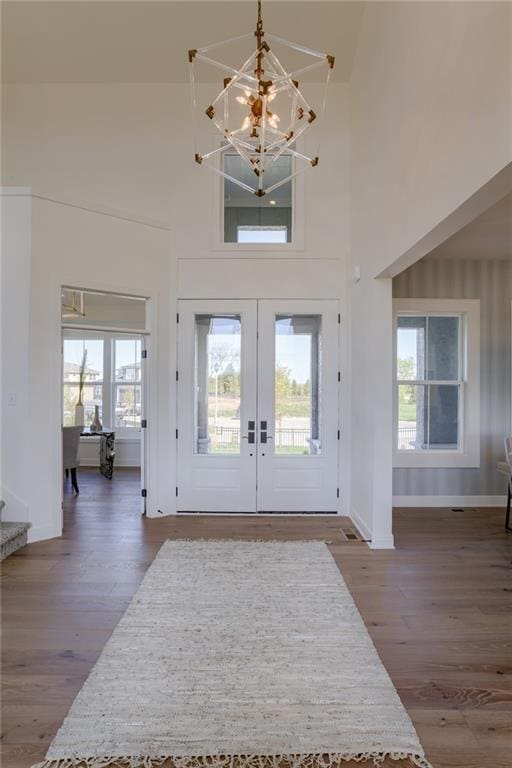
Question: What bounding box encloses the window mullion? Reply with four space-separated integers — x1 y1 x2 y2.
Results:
103 336 112 429
426 382 430 449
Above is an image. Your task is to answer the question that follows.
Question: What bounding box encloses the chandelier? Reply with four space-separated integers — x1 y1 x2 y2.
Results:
61 289 85 319
188 0 335 197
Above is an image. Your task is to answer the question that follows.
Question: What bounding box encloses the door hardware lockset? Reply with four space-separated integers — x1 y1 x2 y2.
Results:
242 420 256 444
260 420 273 444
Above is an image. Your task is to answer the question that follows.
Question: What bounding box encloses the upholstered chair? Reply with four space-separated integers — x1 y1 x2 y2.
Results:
63 426 82 494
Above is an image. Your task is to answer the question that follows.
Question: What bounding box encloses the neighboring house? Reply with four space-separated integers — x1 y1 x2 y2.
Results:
63 363 102 425
115 361 141 382
63 362 101 382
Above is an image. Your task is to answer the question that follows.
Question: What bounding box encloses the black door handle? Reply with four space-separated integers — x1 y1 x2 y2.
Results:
246 420 255 444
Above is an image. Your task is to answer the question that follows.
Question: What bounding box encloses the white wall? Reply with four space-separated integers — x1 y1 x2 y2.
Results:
1 81 349 540
0 190 32 523
1 83 349 261
350 1 512 280
1 190 174 542
348 276 394 548
5 3 508 545
348 0 512 547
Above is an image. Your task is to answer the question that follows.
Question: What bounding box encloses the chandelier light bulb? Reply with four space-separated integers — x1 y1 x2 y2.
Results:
188 0 334 196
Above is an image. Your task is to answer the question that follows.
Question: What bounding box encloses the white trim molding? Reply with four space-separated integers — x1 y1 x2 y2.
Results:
393 298 480 469
393 495 506 508
350 507 395 549
369 535 396 549
0 486 29 523
27 524 62 544
212 144 306 255
349 507 371 541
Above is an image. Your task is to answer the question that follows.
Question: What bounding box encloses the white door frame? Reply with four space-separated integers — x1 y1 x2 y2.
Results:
58 283 158 527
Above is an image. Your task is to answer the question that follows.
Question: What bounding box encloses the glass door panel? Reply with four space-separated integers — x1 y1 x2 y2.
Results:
275 315 322 455
194 315 241 455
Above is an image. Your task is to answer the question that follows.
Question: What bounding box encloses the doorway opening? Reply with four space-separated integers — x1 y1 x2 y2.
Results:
177 299 340 513
61 288 149 523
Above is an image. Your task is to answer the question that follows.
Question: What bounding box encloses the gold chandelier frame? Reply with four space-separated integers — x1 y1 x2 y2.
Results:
189 1 335 197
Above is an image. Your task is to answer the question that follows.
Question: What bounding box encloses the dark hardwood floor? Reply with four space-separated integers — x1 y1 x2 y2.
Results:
1 468 511 768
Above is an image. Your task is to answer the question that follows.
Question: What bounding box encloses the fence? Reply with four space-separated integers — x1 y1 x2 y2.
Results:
214 426 240 447
215 424 419 450
214 425 310 449
274 428 310 448
397 424 417 449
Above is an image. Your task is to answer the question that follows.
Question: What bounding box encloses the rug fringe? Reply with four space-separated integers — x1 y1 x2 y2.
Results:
31 751 434 768
164 539 333 544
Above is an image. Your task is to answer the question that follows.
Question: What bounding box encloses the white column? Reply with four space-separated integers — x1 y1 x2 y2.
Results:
349 274 394 548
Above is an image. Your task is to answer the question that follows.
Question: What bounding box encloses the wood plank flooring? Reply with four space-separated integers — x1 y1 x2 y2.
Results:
1 468 511 768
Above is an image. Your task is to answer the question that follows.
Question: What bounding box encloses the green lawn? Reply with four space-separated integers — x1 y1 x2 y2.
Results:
399 402 417 421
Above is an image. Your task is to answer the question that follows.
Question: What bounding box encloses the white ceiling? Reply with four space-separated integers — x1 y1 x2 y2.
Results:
426 193 512 261
1 1 365 84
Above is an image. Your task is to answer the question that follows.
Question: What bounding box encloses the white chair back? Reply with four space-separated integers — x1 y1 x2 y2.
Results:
63 426 82 471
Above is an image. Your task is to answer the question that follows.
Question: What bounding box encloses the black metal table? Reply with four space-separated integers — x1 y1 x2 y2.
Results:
80 428 116 479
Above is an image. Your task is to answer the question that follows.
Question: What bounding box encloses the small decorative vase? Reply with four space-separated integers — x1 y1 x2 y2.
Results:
74 404 85 426
90 405 103 433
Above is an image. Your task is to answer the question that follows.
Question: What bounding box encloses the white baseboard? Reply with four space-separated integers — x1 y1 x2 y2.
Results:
369 534 395 550
393 495 507 508
27 523 62 544
349 508 395 549
349 507 371 541
0 486 29 522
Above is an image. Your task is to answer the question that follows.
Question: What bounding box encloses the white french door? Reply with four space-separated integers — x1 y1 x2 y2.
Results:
256 300 339 511
177 299 339 513
177 300 257 512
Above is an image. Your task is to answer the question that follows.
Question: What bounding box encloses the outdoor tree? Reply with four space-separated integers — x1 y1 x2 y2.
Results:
208 343 240 425
63 386 78 425
121 387 135 424
397 357 416 409
275 365 293 428
217 363 240 396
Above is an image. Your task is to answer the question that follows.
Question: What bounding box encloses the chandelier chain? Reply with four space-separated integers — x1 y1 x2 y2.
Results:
189 0 334 196
256 0 263 39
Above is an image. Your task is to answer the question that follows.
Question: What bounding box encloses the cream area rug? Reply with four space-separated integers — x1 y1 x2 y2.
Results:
33 540 432 768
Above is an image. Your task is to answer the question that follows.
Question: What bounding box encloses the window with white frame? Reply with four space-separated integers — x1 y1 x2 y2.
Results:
394 299 480 468
114 338 142 428
63 338 104 426
63 334 142 433
223 153 293 244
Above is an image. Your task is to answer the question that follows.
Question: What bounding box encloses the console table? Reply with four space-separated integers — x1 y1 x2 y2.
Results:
80 428 116 479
